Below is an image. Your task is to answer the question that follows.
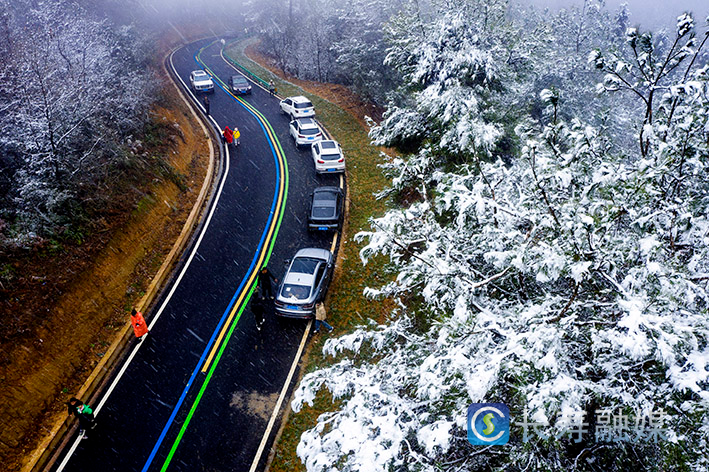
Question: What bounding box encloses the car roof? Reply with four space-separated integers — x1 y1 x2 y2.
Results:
318 141 340 153
232 75 248 81
312 195 337 207
293 247 331 262
193 70 208 76
296 119 319 129
290 96 311 103
283 271 316 286
313 188 340 204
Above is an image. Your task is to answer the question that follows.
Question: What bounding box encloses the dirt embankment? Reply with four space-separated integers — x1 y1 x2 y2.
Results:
0 65 212 470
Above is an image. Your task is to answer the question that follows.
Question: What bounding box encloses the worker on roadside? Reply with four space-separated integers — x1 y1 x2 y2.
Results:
268 80 275 96
233 126 241 146
203 96 210 115
313 302 334 334
257 266 278 300
67 397 95 439
131 308 148 339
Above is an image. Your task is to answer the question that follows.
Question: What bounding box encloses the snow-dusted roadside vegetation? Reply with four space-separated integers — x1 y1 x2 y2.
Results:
0 0 153 249
289 0 709 470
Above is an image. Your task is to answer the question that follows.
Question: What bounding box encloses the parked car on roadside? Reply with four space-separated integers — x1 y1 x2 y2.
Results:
308 187 343 231
274 248 333 318
289 117 323 147
229 74 252 95
311 140 345 174
189 70 214 93
280 95 315 119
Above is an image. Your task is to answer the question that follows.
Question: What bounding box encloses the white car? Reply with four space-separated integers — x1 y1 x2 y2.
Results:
289 118 322 147
189 70 214 93
280 96 315 119
311 140 345 173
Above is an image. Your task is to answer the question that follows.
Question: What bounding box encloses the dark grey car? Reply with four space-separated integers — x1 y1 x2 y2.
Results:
274 248 333 319
229 74 252 95
308 187 343 231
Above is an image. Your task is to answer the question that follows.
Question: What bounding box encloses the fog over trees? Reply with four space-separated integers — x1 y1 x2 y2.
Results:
0 0 153 250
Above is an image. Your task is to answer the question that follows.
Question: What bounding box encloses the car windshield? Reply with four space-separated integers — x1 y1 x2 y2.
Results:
194 72 207 78
295 101 313 109
290 257 319 274
280 284 311 300
233 76 248 84
301 128 319 136
321 152 341 160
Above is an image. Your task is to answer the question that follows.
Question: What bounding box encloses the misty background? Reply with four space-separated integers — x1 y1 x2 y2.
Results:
128 0 709 35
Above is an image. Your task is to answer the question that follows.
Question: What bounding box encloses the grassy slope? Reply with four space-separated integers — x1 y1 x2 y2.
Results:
225 38 392 471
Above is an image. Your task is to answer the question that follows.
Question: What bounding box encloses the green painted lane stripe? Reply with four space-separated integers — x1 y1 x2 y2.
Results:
160 285 255 472
157 42 290 472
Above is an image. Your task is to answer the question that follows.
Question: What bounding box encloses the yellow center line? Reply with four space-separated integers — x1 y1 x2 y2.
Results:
200 77 287 374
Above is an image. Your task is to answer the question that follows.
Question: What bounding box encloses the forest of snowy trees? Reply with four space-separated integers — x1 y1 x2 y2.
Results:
252 0 709 470
0 0 153 251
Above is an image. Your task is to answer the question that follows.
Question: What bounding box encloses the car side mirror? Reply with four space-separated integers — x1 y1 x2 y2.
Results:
284 259 291 265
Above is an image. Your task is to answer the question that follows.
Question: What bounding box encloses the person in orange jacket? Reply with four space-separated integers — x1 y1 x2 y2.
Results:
131 308 148 339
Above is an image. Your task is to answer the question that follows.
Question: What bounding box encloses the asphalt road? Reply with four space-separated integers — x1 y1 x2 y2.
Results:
51 37 342 472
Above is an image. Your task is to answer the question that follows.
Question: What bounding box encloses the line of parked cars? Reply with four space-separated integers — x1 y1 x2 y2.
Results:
188 70 340 320
280 96 346 175
274 95 346 318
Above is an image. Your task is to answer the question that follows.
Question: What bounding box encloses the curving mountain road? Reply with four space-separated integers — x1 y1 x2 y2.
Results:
49 37 343 472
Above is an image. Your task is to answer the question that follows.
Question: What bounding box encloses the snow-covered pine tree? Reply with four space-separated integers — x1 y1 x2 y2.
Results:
0 0 152 244
292 4 709 471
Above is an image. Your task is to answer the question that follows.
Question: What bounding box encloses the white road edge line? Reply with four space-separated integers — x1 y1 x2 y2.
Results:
248 319 312 472
56 47 228 472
